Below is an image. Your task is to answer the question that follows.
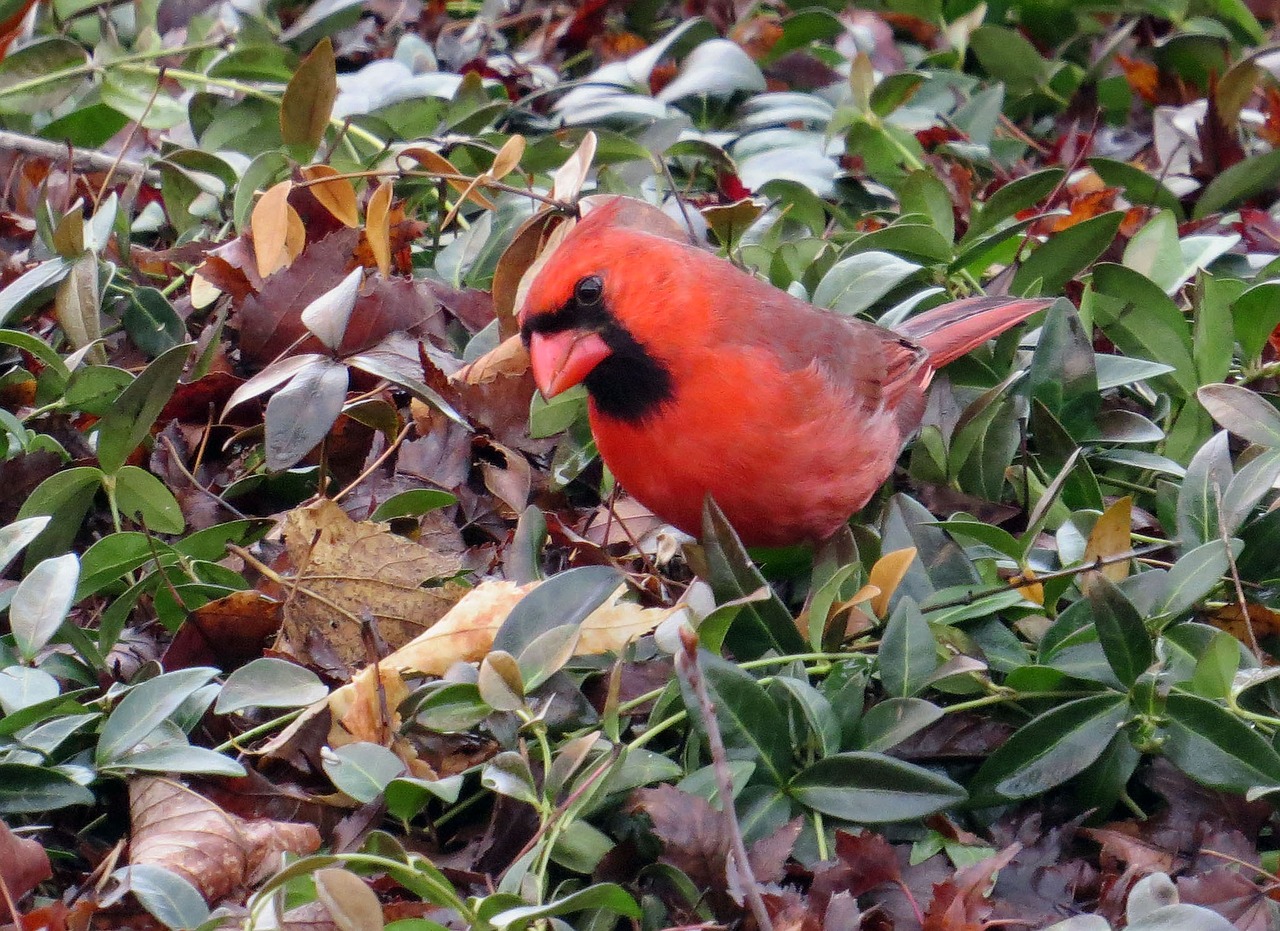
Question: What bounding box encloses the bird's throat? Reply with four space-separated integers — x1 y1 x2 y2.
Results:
583 335 674 423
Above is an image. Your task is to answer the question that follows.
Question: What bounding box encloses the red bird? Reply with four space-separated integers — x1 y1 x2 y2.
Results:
518 199 1050 547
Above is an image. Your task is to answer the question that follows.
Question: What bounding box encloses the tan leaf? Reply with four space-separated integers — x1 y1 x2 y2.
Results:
489 134 525 180
452 333 530 385
869 547 918 617
326 580 673 740
252 180 294 278
1083 495 1133 591
285 203 305 265
490 210 568 337
129 776 321 904
315 867 385 931
280 37 336 149
551 130 597 201
365 180 393 277
54 251 105 362
301 164 358 228
189 272 221 309
397 147 495 209
51 205 84 258
271 499 466 675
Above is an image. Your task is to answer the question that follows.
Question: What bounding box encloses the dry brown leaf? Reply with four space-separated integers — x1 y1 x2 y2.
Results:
397 147 495 209
452 333 530 386
129 776 321 904
271 499 466 674
490 210 567 337
1083 495 1133 590
365 180 393 277
252 180 294 279
869 547 918 617
327 579 673 743
489 134 526 180
301 165 358 228
285 203 306 265
0 818 51 921
551 131 597 201
315 868 385 930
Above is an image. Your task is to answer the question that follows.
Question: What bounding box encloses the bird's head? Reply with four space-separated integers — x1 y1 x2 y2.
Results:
517 200 682 421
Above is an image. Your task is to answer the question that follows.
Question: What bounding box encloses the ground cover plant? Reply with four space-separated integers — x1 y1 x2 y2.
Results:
1 0 1280 926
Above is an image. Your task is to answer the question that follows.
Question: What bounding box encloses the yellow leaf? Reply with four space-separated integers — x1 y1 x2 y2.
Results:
551 130 597 201
251 179 293 278
1083 495 1133 590
1015 566 1044 605
301 164 358 227
280 37 336 149
869 547 918 617
284 203 305 265
365 179 393 277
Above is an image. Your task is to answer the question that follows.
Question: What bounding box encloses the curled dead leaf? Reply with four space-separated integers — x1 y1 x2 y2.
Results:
451 333 530 386
365 180 393 277
252 180 294 279
301 164 359 228
869 547 918 617
129 776 321 904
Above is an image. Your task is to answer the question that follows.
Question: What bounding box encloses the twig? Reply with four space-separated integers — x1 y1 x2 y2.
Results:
331 420 413 505
924 543 1170 612
1214 484 1259 658
0 129 158 183
675 627 774 931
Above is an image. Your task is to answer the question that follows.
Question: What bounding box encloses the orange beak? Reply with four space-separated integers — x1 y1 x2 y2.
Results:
528 330 612 398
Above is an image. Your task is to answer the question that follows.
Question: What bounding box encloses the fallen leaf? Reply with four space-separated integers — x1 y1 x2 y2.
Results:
0 818 51 921
129 776 321 904
271 499 467 674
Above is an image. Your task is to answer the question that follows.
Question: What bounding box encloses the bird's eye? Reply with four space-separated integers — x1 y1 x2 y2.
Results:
574 275 604 307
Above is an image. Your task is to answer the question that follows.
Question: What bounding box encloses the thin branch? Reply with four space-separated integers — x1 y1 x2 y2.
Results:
0 129 158 182
675 627 774 931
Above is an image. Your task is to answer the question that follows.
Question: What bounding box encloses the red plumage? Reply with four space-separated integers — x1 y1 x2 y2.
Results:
518 199 1051 546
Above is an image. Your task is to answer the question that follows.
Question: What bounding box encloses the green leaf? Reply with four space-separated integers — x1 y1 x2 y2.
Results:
96 668 219 765
216 658 328 713
1155 539 1240 619
699 498 806 658
1194 148 1280 219
878 596 937 698
854 697 944 752
494 564 620 655
10 553 79 661
116 864 210 931
123 288 186 358
17 466 104 564
1232 281 1280 362
968 168 1064 239
1160 693 1280 793
481 751 540 806
112 744 246 777
96 344 190 474
689 651 791 786
370 489 457 522
0 763 94 813
1088 157 1183 216
1013 211 1125 295
322 742 407 803
1197 384 1280 447
788 751 967 822
971 694 1130 802
1176 432 1231 551
813 251 921 314
0 38 89 114
970 25 1050 86
113 466 185 534
1087 577 1153 688
489 883 641 928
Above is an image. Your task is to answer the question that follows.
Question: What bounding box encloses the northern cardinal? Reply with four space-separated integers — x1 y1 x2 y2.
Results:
518 199 1051 546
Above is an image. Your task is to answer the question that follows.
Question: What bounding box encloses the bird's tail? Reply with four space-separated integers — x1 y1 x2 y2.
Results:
895 296 1054 369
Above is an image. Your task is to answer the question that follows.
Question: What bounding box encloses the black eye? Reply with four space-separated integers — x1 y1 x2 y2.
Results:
574 275 603 307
